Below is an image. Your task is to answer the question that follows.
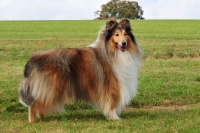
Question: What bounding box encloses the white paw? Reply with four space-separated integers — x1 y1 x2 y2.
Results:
106 114 121 120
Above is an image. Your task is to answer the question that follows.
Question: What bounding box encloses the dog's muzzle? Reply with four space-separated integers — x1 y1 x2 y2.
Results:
116 41 127 52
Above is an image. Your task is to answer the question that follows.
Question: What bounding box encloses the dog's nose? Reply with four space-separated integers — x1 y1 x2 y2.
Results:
122 41 127 47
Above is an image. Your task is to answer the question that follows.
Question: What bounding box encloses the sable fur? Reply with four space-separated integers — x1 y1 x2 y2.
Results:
18 18 142 123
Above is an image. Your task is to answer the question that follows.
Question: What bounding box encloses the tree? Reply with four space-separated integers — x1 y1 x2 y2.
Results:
95 0 144 19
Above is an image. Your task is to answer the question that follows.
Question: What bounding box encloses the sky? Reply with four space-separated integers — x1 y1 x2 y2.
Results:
0 0 200 20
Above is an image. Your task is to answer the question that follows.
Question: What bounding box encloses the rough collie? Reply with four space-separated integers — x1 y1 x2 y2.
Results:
18 18 142 123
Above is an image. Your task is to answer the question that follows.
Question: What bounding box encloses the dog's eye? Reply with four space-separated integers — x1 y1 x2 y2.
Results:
115 34 119 36
124 33 127 36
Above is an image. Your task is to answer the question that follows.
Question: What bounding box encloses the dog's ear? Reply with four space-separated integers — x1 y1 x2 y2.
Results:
106 18 117 31
119 18 131 29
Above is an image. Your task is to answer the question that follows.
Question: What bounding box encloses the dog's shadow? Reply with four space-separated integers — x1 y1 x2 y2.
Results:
8 101 159 122
40 110 106 122
9 101 157 122
39 109 157 122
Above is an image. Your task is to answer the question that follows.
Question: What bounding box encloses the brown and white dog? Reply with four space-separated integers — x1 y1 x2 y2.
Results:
18 18 142 123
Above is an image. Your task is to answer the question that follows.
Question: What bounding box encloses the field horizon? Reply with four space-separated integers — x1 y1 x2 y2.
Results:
0 20 200 132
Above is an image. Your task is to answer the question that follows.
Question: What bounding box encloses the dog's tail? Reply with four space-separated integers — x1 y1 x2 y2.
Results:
18 78 34 107
18 55 67 110
18 63 34 107
18 51 70 112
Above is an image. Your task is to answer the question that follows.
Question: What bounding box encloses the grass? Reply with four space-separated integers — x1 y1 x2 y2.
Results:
0 20 200 132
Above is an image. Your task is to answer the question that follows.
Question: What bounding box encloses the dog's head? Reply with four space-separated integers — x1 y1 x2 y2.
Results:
105 18 137 53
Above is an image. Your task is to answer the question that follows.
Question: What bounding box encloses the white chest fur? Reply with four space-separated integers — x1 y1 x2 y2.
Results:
112 51 141 108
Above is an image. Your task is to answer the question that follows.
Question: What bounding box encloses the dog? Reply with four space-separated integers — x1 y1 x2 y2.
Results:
18 18 142 123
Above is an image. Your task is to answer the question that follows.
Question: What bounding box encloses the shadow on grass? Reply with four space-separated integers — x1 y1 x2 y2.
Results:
40 109 158 122
2 99 162 122
40 112 106 122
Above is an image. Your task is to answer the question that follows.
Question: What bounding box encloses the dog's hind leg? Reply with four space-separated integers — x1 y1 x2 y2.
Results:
28 105 36 123
28 100 47 123
28 100 44 123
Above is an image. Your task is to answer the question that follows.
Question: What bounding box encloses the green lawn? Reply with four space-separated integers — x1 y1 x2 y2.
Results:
0 20 200 133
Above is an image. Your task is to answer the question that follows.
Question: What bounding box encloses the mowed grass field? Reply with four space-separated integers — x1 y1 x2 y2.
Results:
0 20 200 133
